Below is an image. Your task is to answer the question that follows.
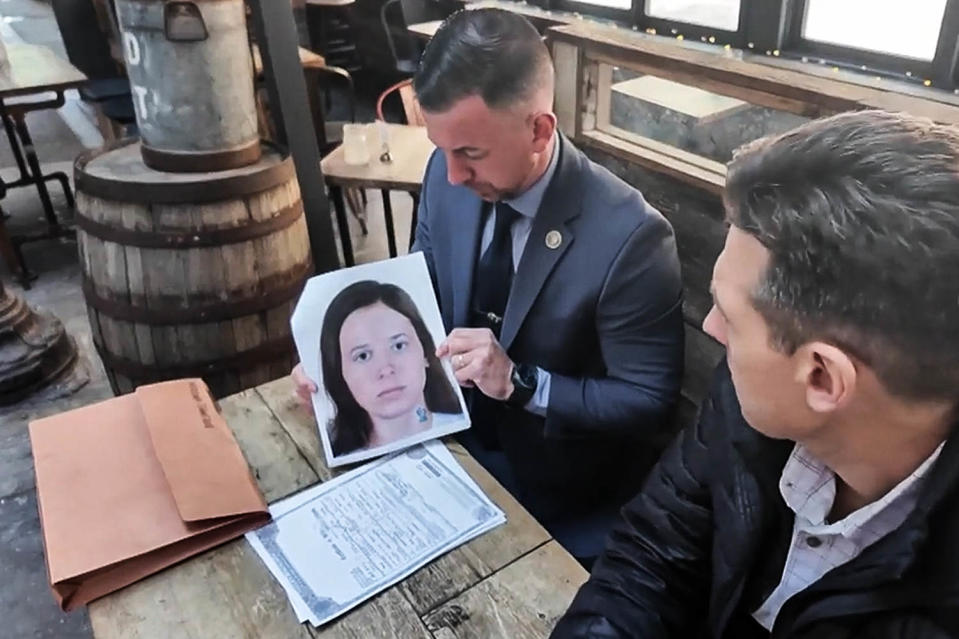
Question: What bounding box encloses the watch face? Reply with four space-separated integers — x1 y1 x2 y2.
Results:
519 365 537 387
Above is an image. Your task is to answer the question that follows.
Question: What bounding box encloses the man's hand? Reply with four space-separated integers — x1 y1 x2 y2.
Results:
437 328 514 401
291 363 317 413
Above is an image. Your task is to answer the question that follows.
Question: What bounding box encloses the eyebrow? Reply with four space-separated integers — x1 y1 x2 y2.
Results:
453 146 486 155
389 332 409 341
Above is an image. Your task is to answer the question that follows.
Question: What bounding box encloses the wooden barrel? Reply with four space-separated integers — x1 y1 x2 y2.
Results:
74 140 312 398
116 0 260 172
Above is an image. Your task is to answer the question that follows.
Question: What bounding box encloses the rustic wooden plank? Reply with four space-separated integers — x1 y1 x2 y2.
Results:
89 540 313 639
119 201 157 381
423 541 587 639
581 59 599 133
552 41 580 139
595 62 613 130
598 121 728 178
218 387 319 503
580 129 725 194
309 589 434 639
255 377 554 616
196 198 249 396
254 375 333 480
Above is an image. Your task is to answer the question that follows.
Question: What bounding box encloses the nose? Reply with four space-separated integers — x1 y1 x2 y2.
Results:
376 361 396 378
445 153 472 186
702 305 727 346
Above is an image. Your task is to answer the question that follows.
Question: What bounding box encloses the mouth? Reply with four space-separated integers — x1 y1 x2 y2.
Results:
377 386 406 398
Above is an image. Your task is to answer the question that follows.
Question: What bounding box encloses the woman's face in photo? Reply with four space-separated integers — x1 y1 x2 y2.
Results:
338 302 428 421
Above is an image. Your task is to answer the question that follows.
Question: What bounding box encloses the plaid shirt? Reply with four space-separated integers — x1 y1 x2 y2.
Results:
752 442 944 631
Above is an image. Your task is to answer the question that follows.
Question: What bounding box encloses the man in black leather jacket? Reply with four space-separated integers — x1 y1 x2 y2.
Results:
552 110 959 638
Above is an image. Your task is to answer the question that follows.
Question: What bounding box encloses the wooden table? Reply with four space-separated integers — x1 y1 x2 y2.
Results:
0 43 86 286
88 376 588 638
408 20 443 40
321 123 435 266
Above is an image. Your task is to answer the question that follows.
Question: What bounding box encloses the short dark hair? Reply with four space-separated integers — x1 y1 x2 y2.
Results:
725 109 959 401
413 8 552 112
320 280 461 456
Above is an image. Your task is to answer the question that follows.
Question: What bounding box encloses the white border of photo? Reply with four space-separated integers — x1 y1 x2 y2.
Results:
291 253 471 467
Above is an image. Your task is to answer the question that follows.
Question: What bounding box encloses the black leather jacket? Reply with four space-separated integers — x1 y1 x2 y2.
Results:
551 361 959 639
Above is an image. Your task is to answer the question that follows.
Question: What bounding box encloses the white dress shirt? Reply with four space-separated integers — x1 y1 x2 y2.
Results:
752 442 944 630
478 134 559 416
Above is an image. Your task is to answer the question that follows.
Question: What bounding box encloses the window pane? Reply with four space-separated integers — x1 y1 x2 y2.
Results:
645 0 741 31
803 0 946 61
573 0 632 9
606 66 809 164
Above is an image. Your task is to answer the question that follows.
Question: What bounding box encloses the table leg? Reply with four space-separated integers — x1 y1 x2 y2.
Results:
1 110 29 182
409 192 419 250
329 185 354 267
10 112 60 229
381 189 397 258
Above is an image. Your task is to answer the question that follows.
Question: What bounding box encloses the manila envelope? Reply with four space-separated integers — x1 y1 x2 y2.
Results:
29 378 270 611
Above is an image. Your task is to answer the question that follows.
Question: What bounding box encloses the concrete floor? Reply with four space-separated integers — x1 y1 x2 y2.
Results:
0 2 411 636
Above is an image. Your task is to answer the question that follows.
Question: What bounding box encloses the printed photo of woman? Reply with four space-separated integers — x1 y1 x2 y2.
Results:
320 280 464 457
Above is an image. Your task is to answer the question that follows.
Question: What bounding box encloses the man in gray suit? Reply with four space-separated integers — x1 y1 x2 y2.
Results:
296 8 684 566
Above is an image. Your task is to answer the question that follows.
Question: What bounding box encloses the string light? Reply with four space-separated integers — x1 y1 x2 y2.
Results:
832 66 840 73
747 42 754 48
708 36 716 43
773 49 780 56
801 56 809 63
906 71 912 77
676 34 684 40
724 44 731 50
924 79 932 86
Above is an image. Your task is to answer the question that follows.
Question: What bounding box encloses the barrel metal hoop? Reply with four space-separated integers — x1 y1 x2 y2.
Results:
93 335 295 380
140 140 262 173
76 201 303 248
83 261 311 325
74 139 295 204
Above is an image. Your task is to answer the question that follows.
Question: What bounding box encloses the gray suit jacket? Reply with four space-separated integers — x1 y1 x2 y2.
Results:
413 134 684 520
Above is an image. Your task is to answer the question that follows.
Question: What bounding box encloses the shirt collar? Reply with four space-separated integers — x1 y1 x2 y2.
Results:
780 442 944 536
502 133 560 219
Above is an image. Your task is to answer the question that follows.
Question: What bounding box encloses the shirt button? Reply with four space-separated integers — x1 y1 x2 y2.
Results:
806 536 822 548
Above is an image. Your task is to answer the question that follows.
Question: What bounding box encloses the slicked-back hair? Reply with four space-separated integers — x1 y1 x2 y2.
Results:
413 8 552 113
725 109 959 401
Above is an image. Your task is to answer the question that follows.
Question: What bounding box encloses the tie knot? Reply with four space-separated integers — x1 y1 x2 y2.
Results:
494 202 519 236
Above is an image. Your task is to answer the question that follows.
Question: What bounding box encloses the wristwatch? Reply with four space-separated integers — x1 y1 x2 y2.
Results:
506 363 538 407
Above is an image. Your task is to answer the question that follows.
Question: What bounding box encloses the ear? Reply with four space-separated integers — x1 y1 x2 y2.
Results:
795 342 857 413
531 112 556 152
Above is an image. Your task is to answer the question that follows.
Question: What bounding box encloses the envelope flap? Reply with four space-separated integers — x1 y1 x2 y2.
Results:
136 379 267 522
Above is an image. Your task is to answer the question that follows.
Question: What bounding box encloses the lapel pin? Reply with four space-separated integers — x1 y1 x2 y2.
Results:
545 230 562 250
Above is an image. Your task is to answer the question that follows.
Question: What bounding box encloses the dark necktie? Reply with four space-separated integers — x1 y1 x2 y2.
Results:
473 202 518 335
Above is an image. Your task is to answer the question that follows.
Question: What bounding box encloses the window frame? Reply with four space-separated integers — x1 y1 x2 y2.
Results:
783 0 957 82
541 0 959 91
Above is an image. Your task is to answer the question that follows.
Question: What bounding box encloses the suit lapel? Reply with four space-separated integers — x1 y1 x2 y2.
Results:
500 135 582 351
449 193 485 329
